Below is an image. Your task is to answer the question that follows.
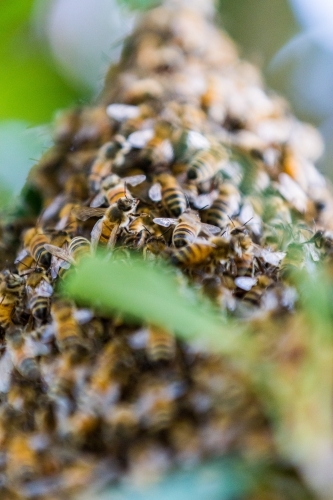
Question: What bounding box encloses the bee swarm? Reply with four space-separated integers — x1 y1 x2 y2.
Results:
0 0 332 498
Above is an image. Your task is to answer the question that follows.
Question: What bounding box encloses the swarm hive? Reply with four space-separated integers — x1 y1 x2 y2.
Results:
0 1 332 498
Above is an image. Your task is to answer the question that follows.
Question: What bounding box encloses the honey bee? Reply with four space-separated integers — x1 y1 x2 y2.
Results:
6 433 39 483
51 299 88 357
25 268 53 323
149 173 187 217
6 329 40 380
146 324 176 362
0 294 17 329
242 275 272 305
0 270 24 298
153 210 220 248
140 120 174 166
186 142 228 183
205 183 241 228
143 235 170 261
90 173 146 208
23 228 52 269
55 203 81 234
122 216 151 250
45 236 91 279
73 197 139 250
88 136 130 192
170 239 214 266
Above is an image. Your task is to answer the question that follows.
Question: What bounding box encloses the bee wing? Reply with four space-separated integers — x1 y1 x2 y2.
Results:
91 219 103 251
153 217 177 228
35 280 53 297
106 103 140 121
90 192 106 208
44 244 74 264
14 248 30 264
72 206 106 221
234 277 257 291
127 129 154 149
200 223 221 235
149 183 162 202
254 245 286 266
107 225 119 250
74 309 94 324
50 257 71 280
124 174 146 186
40 194 67 222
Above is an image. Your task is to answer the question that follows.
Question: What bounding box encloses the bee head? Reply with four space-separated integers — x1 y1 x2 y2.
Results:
117 197 138 212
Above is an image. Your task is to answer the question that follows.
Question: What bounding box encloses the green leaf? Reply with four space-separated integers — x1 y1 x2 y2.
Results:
116 0 160 12
64 253 250 356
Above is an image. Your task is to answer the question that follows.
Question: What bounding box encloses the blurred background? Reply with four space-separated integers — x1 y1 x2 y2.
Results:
1 0 333 204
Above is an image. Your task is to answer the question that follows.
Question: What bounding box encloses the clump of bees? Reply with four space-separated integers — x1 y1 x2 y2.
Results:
0 0 332 498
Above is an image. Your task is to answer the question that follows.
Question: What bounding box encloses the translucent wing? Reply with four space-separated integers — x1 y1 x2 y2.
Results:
200 223 221 235
193 193 215 210
35 280 53 297
90 192 106 208
107 225 120 250
14 248 30 264
74 309 94 324
50 257 71 280
254 245 286 266
40 194 67 222
91 219 103 251
72 206 106 221
106 103 140 121
127 129 154 149
153 217 177 228
234 276 257 291
149 183 162 202
44 244 74 264
124 174 146 186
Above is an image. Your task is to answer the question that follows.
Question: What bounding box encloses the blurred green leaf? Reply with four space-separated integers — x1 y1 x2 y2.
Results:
0 0 82 123
64 253 251 356
116 0 160 11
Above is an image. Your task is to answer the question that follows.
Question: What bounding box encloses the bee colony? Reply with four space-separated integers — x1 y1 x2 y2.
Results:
0 0 332 498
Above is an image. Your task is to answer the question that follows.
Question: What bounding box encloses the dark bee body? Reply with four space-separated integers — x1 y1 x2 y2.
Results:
156 173 187 217
147 325 176 362
243 275 271 305
25 269 53 323
6 329 40 380
23 228 52 269
172 212 201 248
187 143 228 183
206 183 241 228
171 240 213 266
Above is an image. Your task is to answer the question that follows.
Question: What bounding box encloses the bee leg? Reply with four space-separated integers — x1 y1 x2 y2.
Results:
107 225 119 250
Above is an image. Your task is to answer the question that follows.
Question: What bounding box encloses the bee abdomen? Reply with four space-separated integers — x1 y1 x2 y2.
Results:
147 326 176 362
173 225 196 248
171 242 212 266
162 187 187 217
30 296 50 322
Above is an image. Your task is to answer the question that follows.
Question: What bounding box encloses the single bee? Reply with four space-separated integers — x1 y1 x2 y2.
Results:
205 183 241 228
0 270 24 297
51 299 87 357
89 136 130 192
23 228 52 269
140 120 174 166
6 329 40 380
90 173 146 208
242 275 272 305
153 210 220 248
6 433 39 483
0 294 17 329
54 202 81 235
143 235 170 261
149 173 187 217
186 142 228 183
25 268 53 323
45 236 91 280
73 196 139 250
146 324 176 362
122 216 151 250
171 239 214 266
202 276 236 311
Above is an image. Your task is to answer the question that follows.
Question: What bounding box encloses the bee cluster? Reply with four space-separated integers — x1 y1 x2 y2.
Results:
0 0 332 498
